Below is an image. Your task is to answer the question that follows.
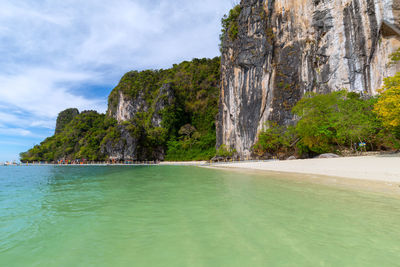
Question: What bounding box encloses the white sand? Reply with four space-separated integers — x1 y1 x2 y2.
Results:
212 155 400 182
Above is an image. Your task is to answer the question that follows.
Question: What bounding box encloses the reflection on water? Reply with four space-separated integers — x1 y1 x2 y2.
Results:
1 166 400 266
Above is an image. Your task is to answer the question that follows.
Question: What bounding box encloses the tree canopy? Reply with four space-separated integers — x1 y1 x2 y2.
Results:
374 48 400 134
20 111 119 162
253 90 399 158
21 57 221 162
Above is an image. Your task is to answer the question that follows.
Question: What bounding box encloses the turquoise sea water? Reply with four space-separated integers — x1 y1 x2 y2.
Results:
1 166 400 266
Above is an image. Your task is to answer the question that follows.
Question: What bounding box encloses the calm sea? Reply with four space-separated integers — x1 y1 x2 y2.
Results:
1 166 400 266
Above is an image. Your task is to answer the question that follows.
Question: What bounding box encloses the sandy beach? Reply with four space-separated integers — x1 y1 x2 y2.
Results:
211 154 400 183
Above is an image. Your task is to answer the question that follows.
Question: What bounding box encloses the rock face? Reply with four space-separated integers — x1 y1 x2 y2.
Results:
100 125 138 161
316 153 340 159
109 83 174 125
217 0 400 158
103 83 175 161
151 84 175 128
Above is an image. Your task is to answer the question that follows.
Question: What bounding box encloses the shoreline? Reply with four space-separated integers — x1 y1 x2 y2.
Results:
206 155 400 196
208 155 400 182
7 155 400 183
207 165 400 197
7 155 400 182
5 156 400 195
1 161 209 167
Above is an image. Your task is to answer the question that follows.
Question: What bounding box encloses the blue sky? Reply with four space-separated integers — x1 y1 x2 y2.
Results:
0 0 236 162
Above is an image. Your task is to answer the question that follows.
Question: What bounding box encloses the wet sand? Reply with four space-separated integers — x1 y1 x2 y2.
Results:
207 155 400 196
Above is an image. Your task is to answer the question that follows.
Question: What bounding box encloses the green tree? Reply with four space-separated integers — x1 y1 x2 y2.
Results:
253 122 295 157
292 91 382 154
55 108 79 134
20 111 119 162
374 72 400 131
292 92 341 153
220 4 242 50
390 48 400 64
374 48 400 133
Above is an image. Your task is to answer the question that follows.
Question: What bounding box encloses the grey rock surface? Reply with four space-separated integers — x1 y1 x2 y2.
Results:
316 153 341 158
103 83 175 161
217 0 400 158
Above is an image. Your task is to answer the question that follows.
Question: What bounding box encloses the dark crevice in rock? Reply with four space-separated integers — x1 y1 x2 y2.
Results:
218 0 398 157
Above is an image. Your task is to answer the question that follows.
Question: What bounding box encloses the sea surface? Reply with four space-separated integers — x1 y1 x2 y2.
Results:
1 166 400 266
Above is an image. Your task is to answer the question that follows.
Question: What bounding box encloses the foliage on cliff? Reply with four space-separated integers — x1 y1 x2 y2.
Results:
107 57 221 161
374 72 400 130
390 48 400 64
219 4 242 49
292 91 385 154
253 123 296 158
374 50 400 133
253 91 399 158
20 111 119 162
55 108 79 134
107 70 163 115
21 57 221 162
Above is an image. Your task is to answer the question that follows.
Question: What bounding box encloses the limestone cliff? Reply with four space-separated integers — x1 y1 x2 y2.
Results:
104 81 175 161
217 0 400 158
103 57 221 161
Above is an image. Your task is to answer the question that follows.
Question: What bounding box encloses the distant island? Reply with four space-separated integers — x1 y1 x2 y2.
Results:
20 2 400 163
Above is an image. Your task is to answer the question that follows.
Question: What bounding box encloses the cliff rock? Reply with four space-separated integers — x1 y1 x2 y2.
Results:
217 0 400 158
103 82 175 161
100 125 138 161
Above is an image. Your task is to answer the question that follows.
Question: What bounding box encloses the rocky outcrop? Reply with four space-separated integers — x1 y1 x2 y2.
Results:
100 125 138 161
103 83 175 161
316 153 340 159
217 0 400 158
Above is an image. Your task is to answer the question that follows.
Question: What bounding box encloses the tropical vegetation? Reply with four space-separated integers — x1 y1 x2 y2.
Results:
20 111 119 162
20 57 221 162
220 4 241 50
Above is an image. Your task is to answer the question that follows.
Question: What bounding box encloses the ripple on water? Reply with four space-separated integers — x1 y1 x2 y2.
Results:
0 166 400 266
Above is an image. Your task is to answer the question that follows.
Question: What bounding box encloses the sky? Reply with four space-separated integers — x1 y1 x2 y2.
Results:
0 0 236 162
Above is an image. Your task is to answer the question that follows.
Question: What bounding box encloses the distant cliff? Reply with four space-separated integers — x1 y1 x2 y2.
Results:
103 57 220 161
217 0 400 158
102 81 176 161
20 58 220 162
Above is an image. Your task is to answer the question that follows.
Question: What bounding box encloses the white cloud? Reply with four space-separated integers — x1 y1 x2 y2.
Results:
0 0 232 70
0 68 105 118
0 112 20 124
0 0 233 147
0 127 32 137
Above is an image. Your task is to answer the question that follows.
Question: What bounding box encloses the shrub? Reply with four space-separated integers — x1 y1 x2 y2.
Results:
292 91 388 154
390 48 400 64
220 5 242 49
374 72 400 134
216 144 236 158
252 122 295 157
